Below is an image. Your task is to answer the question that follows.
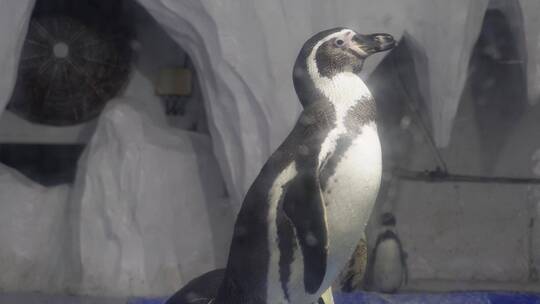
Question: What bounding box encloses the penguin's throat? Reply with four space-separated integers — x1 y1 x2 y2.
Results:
315 72 372 120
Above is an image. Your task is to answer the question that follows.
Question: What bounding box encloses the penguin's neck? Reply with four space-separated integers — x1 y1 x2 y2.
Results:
313 71 374 127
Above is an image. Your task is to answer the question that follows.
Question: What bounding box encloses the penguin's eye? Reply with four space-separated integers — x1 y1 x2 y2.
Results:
335 39 345 47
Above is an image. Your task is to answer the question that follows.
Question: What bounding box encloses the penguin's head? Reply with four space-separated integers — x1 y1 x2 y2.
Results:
293 28 395 106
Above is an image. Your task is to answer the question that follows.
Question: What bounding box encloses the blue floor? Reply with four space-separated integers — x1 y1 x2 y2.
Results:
334 292 540 304
129 292 540 304
2 291 539 303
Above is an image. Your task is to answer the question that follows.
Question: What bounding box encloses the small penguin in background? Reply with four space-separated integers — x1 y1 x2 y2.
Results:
365 212 408 293
337 213 408 293
166 28 395 304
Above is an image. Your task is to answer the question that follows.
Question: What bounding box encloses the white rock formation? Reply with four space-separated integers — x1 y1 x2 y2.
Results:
73 98 231 296
0 164 70 293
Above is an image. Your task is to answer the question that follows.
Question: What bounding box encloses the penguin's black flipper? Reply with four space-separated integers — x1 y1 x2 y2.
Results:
281 172 328 294
165 269 224 304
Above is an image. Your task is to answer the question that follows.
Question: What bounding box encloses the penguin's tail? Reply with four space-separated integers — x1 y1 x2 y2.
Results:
165 269 225 304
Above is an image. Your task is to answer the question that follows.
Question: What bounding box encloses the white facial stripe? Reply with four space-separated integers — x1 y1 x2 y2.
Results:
305 29 371 111
316 72 372 167
305 30 373 167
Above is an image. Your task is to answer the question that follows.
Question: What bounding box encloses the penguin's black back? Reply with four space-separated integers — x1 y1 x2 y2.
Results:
215 99 339 303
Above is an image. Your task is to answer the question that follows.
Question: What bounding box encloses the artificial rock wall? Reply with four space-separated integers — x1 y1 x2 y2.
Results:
136 0 487 210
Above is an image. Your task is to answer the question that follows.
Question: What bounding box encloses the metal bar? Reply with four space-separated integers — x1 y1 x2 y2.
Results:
393 167 540 184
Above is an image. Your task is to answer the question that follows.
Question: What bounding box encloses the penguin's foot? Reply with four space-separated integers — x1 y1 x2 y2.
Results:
317 287 334 304
335 238 368 292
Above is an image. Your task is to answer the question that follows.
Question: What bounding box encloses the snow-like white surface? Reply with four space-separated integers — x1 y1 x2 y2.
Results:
74 98 231 296
70 5 234 296
0 164 70 293
0 94 233 297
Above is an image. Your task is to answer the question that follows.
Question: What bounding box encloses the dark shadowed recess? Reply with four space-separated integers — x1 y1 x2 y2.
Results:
0 144 85 186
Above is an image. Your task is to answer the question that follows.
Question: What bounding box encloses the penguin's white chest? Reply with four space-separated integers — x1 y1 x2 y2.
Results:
319 122 382 291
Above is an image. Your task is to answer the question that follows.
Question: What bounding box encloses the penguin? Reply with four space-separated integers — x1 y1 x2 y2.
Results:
366 212 408 293
337 213 408 294
166 27 395 304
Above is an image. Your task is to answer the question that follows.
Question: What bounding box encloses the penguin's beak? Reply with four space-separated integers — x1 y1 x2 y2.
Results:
350 33 396 57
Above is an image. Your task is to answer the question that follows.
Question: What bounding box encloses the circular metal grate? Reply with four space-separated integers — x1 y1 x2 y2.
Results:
8 16 132 125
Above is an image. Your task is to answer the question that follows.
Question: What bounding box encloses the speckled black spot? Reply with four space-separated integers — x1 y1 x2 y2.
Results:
345 96 377 133
299 114 316 125
320 136 353 190
293 28 346 107
316 40 354 78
